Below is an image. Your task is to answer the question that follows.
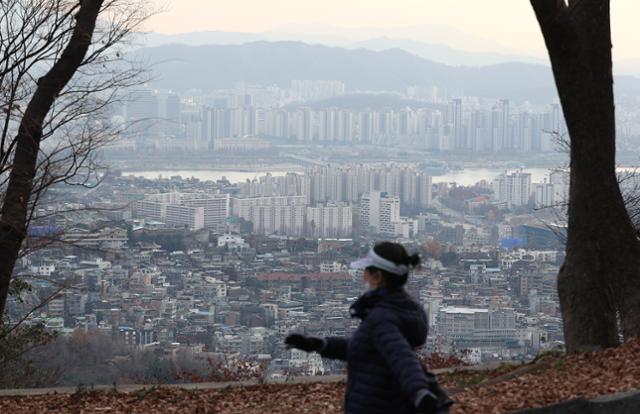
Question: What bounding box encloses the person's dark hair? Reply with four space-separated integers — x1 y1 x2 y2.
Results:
366 241 421 289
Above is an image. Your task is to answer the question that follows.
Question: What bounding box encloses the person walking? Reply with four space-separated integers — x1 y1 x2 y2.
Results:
285 241 452 414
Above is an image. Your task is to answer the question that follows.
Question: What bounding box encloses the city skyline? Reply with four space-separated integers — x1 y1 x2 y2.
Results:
1 0 638 402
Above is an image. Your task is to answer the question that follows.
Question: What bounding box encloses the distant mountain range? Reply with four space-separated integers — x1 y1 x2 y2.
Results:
350 37 546 67
134 41 640 103
139 29 545 67
139 27 640 75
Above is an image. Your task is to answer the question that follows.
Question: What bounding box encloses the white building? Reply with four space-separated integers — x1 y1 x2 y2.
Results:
534 181 556 209
30 263 56 277
306 203 352 238
181 194 229 228
237 173 309 200
360 191 401 236
134 199 167 222
305 164 431 208
217 233 249 250
165 204 205 230
233 196 306 236
492 171 532 208
289 348 325 376
134 192 229 230
436 307 518 353
320 261 345 273
549 171 569 204
393 217 418 238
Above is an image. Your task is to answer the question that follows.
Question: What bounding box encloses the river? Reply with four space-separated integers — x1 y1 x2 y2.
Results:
121 167 557 185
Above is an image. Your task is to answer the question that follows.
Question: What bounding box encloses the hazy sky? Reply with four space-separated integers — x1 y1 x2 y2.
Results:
148 0 640 59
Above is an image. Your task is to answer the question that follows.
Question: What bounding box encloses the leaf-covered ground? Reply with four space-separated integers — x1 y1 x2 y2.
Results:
1 339 639 413
0 383 344 414
451 339 640 413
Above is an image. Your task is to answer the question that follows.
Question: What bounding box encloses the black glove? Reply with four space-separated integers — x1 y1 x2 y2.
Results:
285 334 324 352
416 390 439 414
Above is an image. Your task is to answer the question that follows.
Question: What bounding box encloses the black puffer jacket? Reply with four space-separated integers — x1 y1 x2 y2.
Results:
320 288 433 414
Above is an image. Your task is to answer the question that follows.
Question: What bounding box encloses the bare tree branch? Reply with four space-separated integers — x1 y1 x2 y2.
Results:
0 0 154 320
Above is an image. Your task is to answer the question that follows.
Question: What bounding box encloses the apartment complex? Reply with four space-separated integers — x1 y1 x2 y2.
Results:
134 192 230 230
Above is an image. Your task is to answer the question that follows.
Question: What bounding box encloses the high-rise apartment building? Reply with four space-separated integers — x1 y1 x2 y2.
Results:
134 193 229 230
237 173 309 200
360 191 401 235
126 87 158 137
306 164 431 209
492 172 532 208
450 98 464 149
138 84 571 153
306 203 352 239
179 194 230 228
233 196 306 237
165 204 205 230
534 181 556 209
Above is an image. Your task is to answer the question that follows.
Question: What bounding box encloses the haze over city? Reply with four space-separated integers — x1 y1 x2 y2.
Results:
2 1 640 412
147 0 640 62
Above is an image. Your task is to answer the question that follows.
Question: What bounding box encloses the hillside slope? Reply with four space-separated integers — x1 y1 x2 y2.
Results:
1 339 639 413
135 41 640 103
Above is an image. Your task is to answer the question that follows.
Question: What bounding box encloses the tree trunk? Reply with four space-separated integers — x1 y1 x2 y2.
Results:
531 0 640 352
0 0 105 318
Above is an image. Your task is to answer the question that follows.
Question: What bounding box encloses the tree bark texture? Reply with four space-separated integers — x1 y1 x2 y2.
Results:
531 0 640 352
0 0 105 318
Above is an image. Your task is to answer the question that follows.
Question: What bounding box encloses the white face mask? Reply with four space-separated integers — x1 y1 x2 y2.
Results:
363 268 384 291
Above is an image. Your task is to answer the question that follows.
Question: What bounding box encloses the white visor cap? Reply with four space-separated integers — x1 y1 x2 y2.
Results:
350 248 409 276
